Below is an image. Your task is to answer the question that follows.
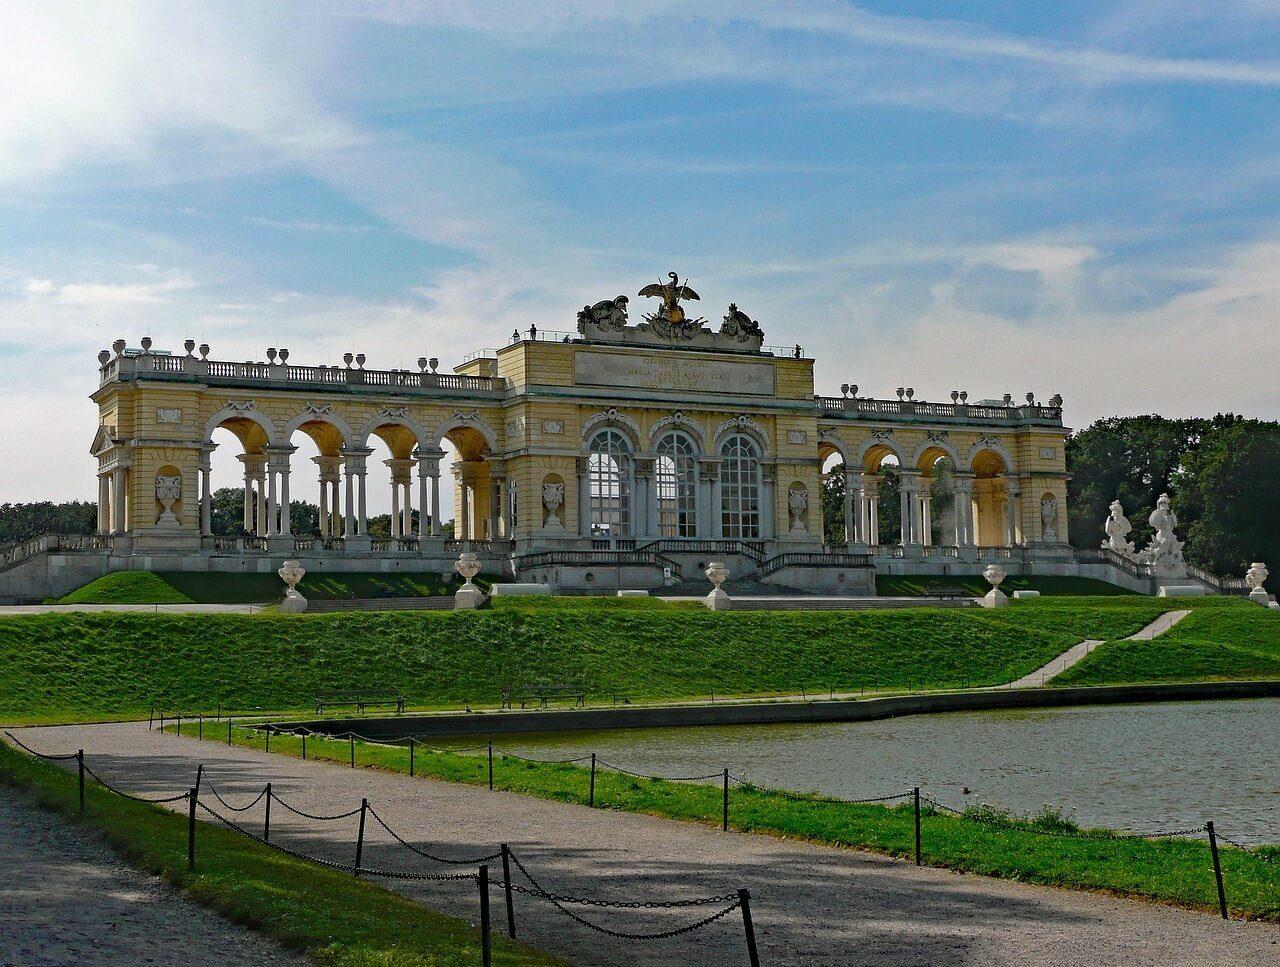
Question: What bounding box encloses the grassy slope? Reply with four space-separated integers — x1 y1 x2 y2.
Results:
876 574 1135 597
0 598 1170 724
185 726 1280 921
1055 597 1280 686
58 570 498 605
0 743 561 966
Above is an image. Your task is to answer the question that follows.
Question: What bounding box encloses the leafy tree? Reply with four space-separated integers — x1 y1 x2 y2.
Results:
822 467 845 544
210 487 320 537
0 501 98 542
877 464 901 545
1066 416 1208 550
1175 418 1280 582
927 457 955 545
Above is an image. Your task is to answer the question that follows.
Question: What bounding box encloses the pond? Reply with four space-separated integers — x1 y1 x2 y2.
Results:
429 698 1280 845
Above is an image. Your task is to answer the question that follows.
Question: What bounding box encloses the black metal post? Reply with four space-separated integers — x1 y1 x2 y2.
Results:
227 720 232 746
409 737 414 777
77 750 85 816
354 798 368 873
739 888 760 967
265 725 271 753
264 783 272 843
488 743 494 790
187 789 197 871
914 786 922 866
302 732 307 760
198 714 203 740
350 734 355 768
176 713 182 737
148 707 154 731
1207 821 1228 920
159 713 164 734
195 764 203 800
217 701 222 721
479 864 492 967
500 844 516 938
589 753 596 807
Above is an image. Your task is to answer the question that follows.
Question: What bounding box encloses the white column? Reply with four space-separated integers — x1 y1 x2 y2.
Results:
841 465 854 544
357 471 368 536
318 478 330 537
899 478 912 545
390 481 401 538
242 473 253 532
920 491 932 547
279 464 291 536
1006 477 1021 547
460 484 471 540
111 467 127 533
760 468 775 540
97 475 110 534
198 449 213 537
430 462 442 538
343 457 356 538
577 459 591 538
417 458 430 542
267 468 278 536
402 482 413 536
256 471 268 536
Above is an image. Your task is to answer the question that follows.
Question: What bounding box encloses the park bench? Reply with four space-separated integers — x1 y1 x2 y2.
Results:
928 587 972 600
314 689 405 715
501 683 586 709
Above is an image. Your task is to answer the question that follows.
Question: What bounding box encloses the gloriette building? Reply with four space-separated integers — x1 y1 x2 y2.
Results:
5 273 1129 600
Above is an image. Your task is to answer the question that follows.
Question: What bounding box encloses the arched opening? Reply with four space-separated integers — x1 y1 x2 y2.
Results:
587 428 632 540
446 425 497 541
861 444 902 546
720 434 761 539
916 447 956 548
365 422 420 542
819 446 851 545
970 448 1014 547
285 419 343 539
655 430 698 538
206 417 271 538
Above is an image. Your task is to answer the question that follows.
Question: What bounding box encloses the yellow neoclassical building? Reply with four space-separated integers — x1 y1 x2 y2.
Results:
73 273 1076 594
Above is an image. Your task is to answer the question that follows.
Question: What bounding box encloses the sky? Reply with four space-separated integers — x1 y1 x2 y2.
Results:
2 0 1279 517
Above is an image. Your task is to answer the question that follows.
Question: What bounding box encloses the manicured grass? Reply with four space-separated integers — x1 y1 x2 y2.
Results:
1055 597 1280 686
60 571 196 605
875 573 1136 597
58 570 497 605
179 725 1280 921
0 600 1172 725
0 741 562 966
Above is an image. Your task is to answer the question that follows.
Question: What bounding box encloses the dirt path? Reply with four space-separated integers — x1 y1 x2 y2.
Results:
0 782 305 967
7 723 1277 967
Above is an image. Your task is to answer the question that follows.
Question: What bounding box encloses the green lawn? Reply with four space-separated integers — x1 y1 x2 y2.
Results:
1055 597 1280 685
0 598 1174 724
0 742 561 966
875 573 1136 597
178 725 1280 921
59 569 496 605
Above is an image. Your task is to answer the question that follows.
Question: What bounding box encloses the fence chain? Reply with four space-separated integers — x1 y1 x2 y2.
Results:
920 796 1207 842
205 782 269 813
596 759 725 782
3 731 81 760
366 805 502 865
268 792 363 822
1217 832 1279 864
735 777 911 806
495 748 594 764
80 761 192 804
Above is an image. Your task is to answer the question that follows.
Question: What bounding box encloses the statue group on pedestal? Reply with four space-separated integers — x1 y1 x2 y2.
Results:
1102 493 1186 577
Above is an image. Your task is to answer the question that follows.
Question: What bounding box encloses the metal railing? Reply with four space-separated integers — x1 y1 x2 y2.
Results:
515 548 684 580
759 552 873 578
634 539 766 565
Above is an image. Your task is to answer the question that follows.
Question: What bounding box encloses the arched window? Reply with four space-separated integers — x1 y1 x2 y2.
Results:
588 429 631 538
655 431 698 537
507 478 518 533
721 435 761 538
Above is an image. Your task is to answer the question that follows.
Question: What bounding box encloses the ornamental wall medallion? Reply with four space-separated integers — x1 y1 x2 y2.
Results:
378 406 410 420
582 407 640 440
303 403 334 416
227 400 257 411
787 430 807 445
713 414 766 443
156 408 182 424
542 419 564 435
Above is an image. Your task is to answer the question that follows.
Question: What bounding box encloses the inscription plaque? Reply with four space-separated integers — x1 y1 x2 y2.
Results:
574 350 775 397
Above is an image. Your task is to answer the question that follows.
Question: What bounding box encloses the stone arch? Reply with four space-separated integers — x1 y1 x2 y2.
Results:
712 415 770 456
433 412 498 455
356 411 433 456
648 412 706 452
966 439 1014 477
281 409 357 454
911 437 961 474
583 407 642 452
816 429 852 466
856 434 904 471
202 406 277 449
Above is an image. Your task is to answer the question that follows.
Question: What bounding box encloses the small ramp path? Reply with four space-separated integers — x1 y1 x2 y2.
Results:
1002 609 1192 689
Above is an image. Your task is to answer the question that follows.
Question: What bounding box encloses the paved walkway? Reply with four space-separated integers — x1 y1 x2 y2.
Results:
7 723 1277 967
0 782 304 966
0 604 266 615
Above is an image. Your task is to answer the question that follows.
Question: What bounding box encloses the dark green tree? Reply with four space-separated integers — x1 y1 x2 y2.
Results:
0 501 98 542
209 487 319 537
926 457 955 545
1066 415 1208 550
822 467 845 544
877 464 901 545
1175 418 1280 583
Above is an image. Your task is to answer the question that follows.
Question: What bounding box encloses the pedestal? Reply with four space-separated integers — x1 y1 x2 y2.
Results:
454 585 485 610
980 588 1008 609
279 593 308 614
705 587 732 611
1249 588 1271 606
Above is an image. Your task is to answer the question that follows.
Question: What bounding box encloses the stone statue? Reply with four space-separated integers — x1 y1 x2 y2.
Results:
788 487 809 533
576 296 628 332
1040 495 1059 542
719 303 763 345
638 272 704 341
155 474 182 527
277 560 308 613
1102 499 1135 556
1137 493 1186 577
542 481 565 529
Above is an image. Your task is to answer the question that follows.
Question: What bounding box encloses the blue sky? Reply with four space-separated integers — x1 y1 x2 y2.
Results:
2 1 1279 510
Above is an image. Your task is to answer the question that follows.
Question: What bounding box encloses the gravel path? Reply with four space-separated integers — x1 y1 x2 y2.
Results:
0 782 306 966
8 722 1278 967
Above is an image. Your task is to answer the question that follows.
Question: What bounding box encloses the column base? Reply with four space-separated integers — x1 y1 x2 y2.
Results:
343 535 373 553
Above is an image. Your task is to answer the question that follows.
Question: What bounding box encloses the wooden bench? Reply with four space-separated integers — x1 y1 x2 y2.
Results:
314 689 405 715
928 587 972 600
501 684 586 709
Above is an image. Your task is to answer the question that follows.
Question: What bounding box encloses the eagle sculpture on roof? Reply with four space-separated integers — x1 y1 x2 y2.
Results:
638 272 704 339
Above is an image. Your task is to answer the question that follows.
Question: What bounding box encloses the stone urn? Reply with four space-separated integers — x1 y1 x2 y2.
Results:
1245 562 1271 605
454 551 484 610
542 481 565 530
277 560 308 613
704 560 731 612
980 563 1008 609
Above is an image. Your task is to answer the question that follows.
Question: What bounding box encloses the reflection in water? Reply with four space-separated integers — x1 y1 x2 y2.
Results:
431 699 1280 845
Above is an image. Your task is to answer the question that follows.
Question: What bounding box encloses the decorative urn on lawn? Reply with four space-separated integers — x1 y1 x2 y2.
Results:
1245 562 1271 606
277 560 308 613
454 551 484 610
704 560 731 611
981 563 1008 609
